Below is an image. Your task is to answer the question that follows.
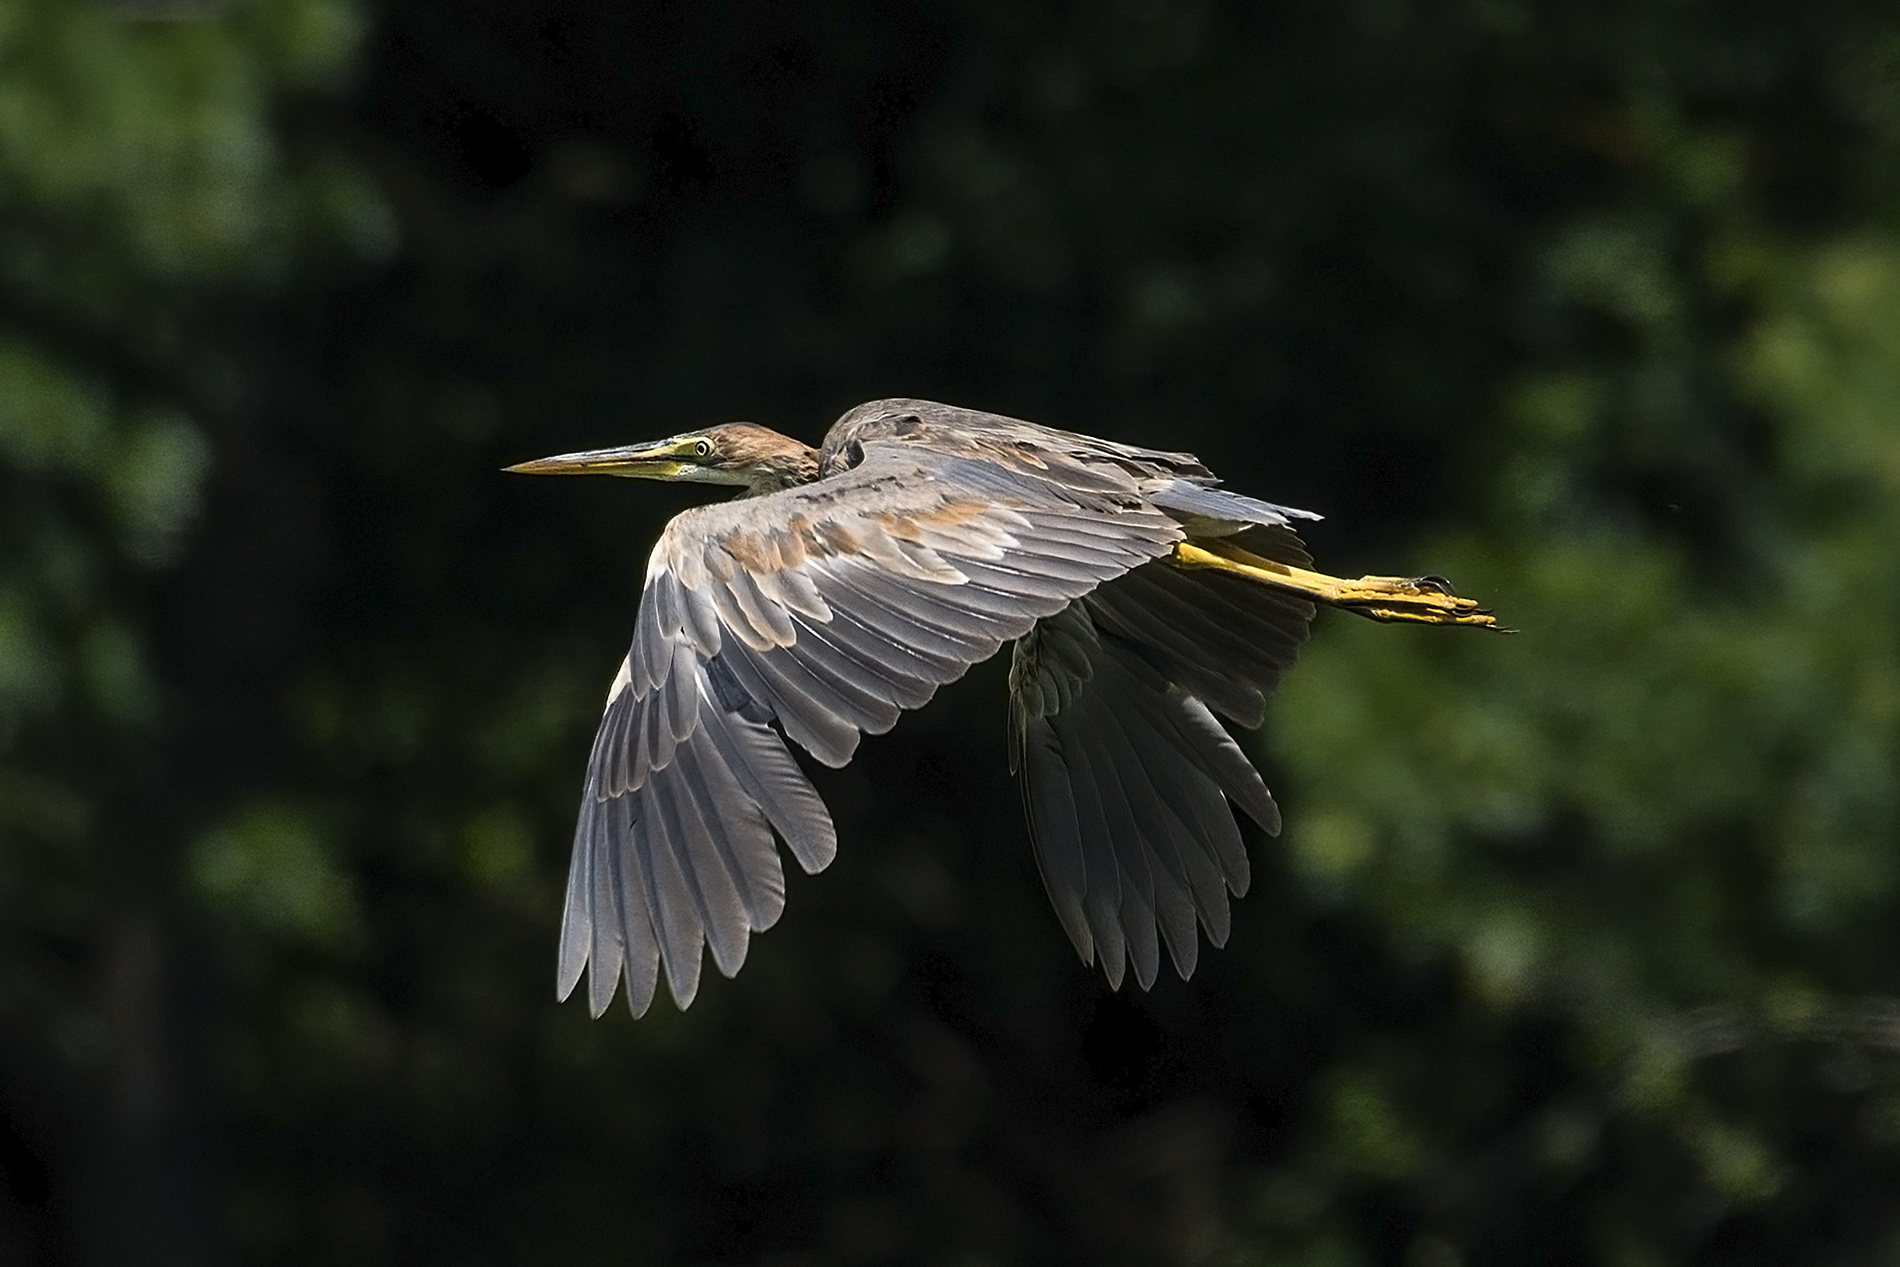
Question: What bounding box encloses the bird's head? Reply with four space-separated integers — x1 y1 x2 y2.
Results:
504 422 819 495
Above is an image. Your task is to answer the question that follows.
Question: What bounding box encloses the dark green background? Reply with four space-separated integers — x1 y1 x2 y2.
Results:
5 0 1900 1262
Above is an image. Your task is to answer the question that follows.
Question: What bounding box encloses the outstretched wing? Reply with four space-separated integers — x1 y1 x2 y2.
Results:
563 442 1184 1016
1009 528 1317 990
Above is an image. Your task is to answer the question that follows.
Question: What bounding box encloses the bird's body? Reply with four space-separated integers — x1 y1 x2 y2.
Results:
508 398 1497 1016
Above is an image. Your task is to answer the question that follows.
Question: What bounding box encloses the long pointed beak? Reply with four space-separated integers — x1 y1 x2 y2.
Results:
503 441 688 479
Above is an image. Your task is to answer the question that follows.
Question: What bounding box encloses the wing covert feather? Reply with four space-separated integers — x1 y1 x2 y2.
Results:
560 439 1183 1015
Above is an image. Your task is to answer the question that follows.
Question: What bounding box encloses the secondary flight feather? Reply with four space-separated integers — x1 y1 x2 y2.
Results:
507 398 1499 1016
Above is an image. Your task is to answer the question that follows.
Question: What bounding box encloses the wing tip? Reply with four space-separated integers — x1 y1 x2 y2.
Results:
585 962 619 1018
786 822 839 875
556 954 587 1006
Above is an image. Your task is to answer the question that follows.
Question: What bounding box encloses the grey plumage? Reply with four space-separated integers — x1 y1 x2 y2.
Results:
507 397 1498 1017
1008 553 1314 989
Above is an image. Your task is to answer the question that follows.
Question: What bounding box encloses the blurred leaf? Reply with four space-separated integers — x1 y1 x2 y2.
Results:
190 801 362 951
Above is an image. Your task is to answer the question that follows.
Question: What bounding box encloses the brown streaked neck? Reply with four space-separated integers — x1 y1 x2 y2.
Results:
720 424 822 496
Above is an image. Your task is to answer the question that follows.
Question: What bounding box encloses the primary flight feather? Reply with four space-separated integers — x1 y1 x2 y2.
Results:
507 398 1498 1016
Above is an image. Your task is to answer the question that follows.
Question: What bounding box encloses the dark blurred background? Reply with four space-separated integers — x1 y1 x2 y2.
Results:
6 0 1900 1262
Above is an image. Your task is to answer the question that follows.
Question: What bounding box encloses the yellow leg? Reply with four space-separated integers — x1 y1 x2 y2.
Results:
1169 540 1507 630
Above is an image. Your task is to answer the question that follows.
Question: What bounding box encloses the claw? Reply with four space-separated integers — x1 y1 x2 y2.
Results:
1168 542 1509 631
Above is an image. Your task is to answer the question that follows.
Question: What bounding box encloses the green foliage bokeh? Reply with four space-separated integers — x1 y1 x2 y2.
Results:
4 0 1900 1263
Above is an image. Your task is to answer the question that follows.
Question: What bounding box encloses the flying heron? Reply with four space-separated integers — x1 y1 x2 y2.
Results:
508 398 1498 1017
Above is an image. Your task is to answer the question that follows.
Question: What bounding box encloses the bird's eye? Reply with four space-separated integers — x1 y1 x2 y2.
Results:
695 439 712 458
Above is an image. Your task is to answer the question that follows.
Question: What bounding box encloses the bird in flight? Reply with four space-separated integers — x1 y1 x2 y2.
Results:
508 398 1498 1017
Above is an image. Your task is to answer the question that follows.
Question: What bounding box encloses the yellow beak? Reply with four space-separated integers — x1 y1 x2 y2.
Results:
503 440 693 479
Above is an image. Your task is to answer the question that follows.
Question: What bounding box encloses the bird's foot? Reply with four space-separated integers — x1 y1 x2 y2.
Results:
1168 541 1508 631
1317 572 1505 628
